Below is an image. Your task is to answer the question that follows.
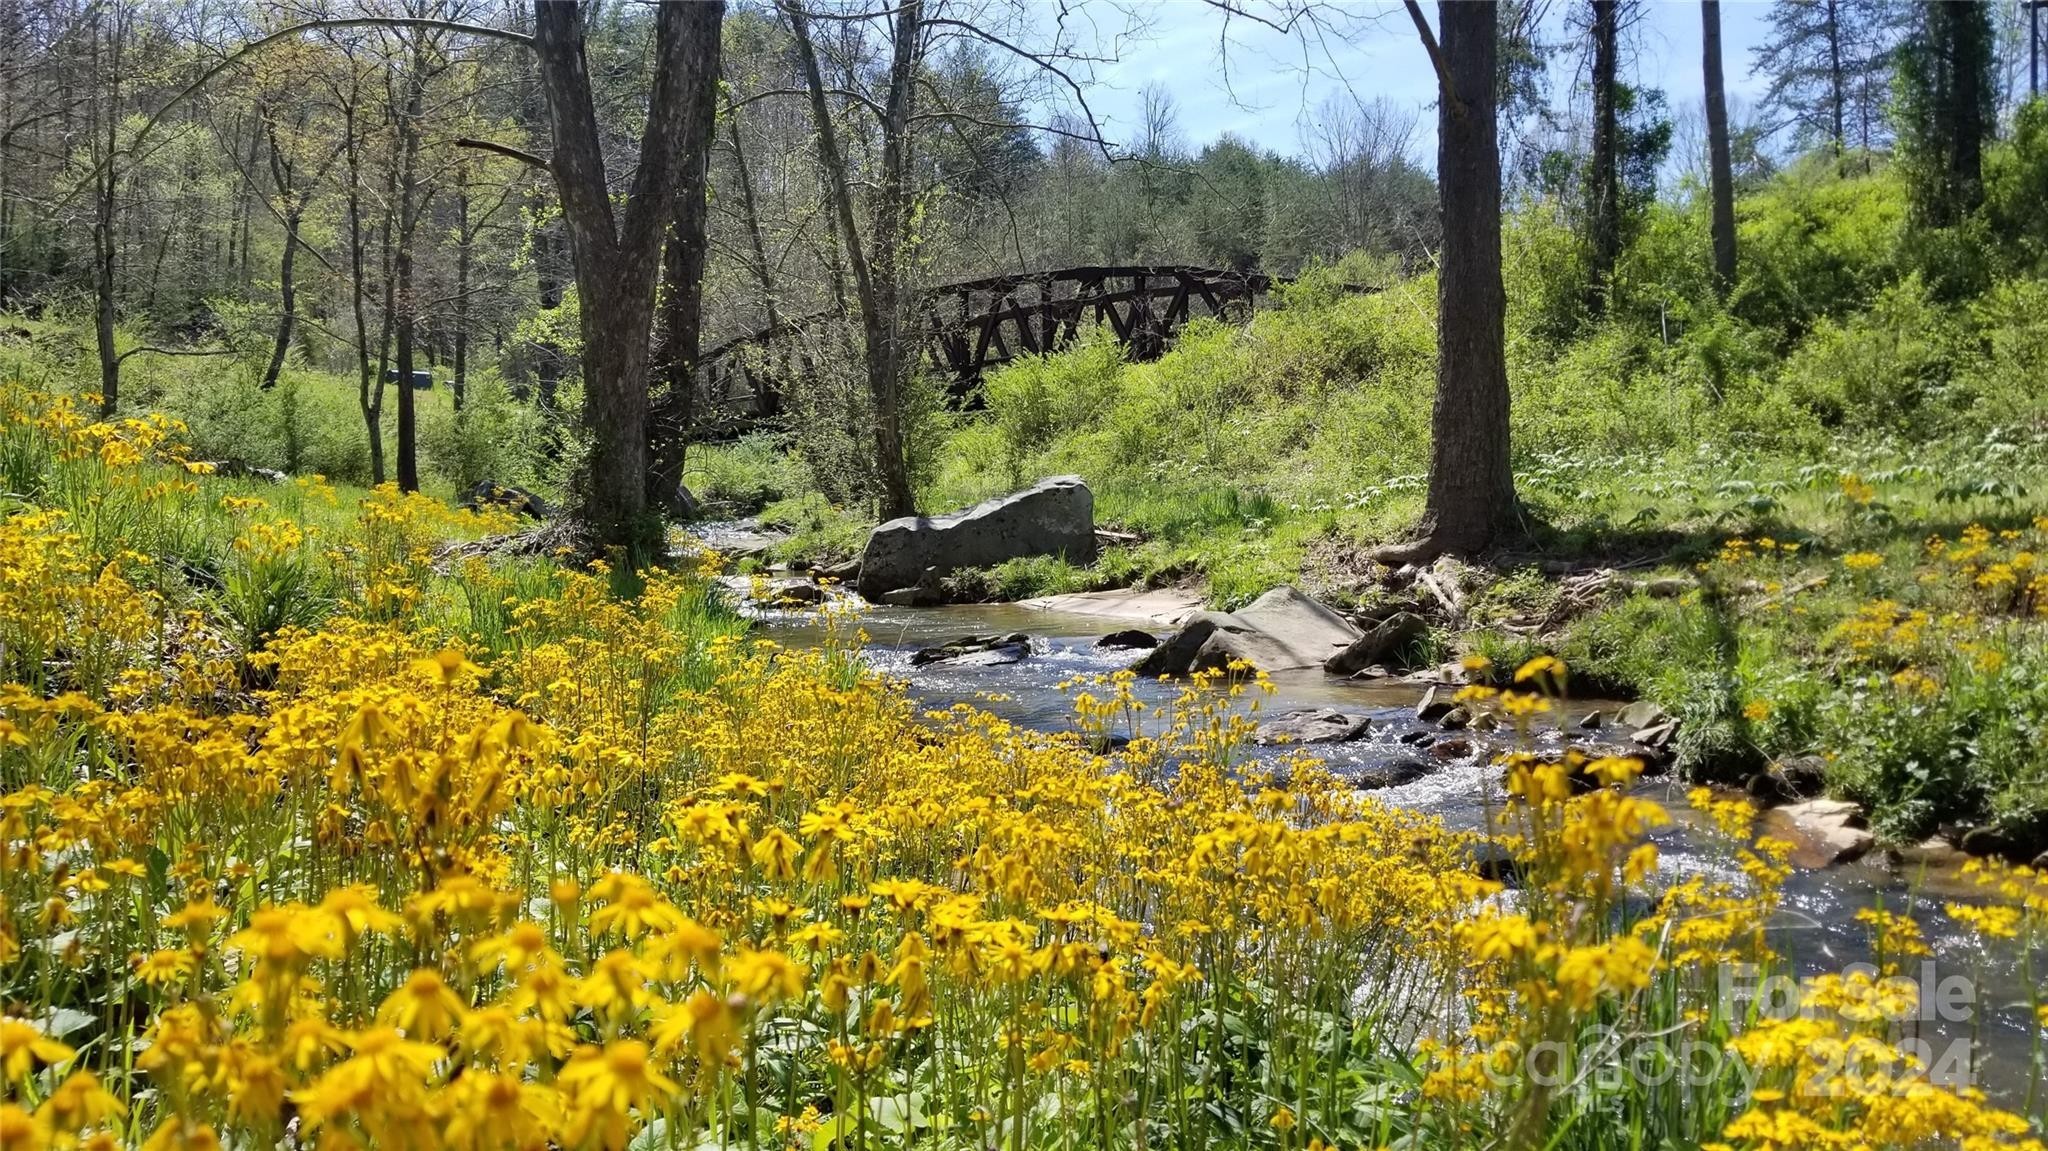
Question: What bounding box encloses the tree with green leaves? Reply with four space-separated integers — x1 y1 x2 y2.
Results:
1750 0 1904 162
1894 0 1997 229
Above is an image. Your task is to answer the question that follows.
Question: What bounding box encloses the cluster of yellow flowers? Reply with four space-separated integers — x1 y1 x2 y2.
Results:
1 384 2044 1150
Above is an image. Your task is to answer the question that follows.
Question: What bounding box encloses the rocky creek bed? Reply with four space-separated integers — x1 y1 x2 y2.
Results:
731 587 2044 1097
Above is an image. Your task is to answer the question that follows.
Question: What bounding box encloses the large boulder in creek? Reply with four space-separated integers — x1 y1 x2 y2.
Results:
1325 611 1431 676
1132 587 1362 677
856 476 1095 599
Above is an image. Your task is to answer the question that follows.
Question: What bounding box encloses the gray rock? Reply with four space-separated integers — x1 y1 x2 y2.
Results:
1631 719 1681 750
1760 799 1874 868
1324 611 1430 676
1468 843 1523 887
1616 700 1671 729
210 458 290 484
1416 685 1455 723
911 634 1032 667
1095 629 1159 651
1354 758 1431 791
762 577 827 605
1253 709 1373 746
815 558 862 584
1398 730 1435 746
940 644 1031 667
1890 836 1963 868
1745 755 1827 806
1439 706 1471 730
1579 710 1605 730
1133 587 1361 677
879 586 942 608
652 482 699 519
857 476 1095 598
461 480 553 519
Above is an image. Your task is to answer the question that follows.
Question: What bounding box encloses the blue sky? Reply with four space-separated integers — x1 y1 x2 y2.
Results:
1062 1 1781 163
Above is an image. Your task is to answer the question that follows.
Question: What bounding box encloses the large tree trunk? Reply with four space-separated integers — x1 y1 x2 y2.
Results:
1586 0 1620 319
648 0 726 517
531 0 718 553
393 44 427 494
92 7 122 417
1949 1 1988 217
1703 0 1737 298
1380 0 1515 561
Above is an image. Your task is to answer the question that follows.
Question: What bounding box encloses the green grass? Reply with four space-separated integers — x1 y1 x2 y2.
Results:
0 311 558 502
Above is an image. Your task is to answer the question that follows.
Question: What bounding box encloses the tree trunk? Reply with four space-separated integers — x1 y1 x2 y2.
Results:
727 108 797 415
394 57 424 495
453 175 470 413
1380 0 1515 560
1703 0 1737 299
531 0 718 553
1826 0 1845 159
262 208 301 390
1586 0 1620 319
785 0 922 520
648 0 726 516
92 8 122 417
344 91 385 487
1950 2 1988 217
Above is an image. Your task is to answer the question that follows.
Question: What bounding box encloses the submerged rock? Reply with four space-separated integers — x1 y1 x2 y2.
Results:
1253 709 1373 746
1354 757 1432 791
858 476 1095 598
1761 799 1874 868
1468 842 1523 887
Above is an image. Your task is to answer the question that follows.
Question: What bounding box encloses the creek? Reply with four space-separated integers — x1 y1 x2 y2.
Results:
744 591 2041 1100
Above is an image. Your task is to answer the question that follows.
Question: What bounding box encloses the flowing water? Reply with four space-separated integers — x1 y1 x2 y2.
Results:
751 594 2042 1100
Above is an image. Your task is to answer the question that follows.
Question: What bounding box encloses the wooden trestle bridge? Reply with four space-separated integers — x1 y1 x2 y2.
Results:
692 264 1333 433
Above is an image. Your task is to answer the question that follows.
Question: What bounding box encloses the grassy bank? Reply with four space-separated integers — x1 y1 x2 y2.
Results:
3 378 2047 1151
692 157 2048 850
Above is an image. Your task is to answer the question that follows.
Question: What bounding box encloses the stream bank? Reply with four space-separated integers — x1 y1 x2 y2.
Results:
721 577 2042 1099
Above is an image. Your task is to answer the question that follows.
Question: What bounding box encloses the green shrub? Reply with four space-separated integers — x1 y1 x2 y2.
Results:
419 371 549 494
685 434 803 513
1775 275 1961 436
1732 157 1907 340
